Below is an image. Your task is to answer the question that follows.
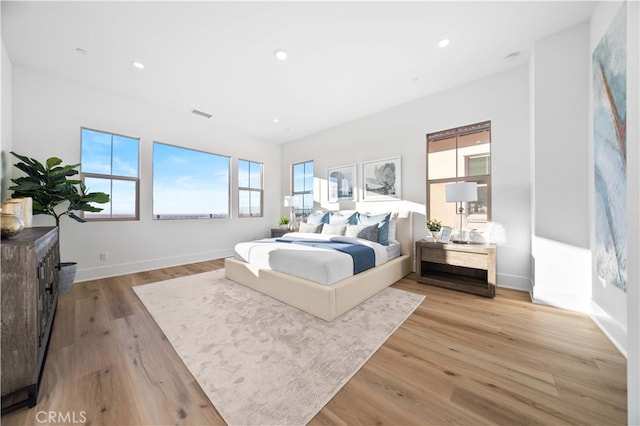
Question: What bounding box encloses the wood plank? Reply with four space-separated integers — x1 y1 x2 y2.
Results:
73 284 120 380
110 313 225 425
100 278 138 321
73 364 143 425
47 291 76 352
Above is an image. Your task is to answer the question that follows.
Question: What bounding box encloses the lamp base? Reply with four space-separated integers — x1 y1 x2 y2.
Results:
451 239 470 244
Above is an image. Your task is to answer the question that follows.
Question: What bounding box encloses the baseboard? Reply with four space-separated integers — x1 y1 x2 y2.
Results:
532 286 591 313
533 287 628 357
589 301 627 358
497 273 532 292
75 248 235 282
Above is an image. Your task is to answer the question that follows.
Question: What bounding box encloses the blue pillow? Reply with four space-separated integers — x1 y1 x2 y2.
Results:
307 211 330 224
357 212 391 245
329 211 357 225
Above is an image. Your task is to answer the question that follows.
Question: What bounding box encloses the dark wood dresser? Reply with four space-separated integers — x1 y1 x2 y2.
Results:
1 227 59 414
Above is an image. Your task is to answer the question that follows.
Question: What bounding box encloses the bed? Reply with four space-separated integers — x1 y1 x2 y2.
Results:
224 210 413 321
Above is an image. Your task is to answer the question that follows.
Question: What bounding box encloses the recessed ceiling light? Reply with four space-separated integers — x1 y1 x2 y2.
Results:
273 118 280 123
274 49 288 61
132 61 145 69
438 39 450 48
75 48 88 55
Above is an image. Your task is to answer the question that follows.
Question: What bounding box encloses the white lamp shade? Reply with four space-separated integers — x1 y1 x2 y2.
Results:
445 182 478 202
283 195 300 207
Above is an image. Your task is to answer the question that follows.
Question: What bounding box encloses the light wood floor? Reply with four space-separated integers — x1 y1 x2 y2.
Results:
2 260 627 425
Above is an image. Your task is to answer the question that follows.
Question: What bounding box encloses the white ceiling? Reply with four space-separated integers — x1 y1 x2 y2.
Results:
2 1 595 144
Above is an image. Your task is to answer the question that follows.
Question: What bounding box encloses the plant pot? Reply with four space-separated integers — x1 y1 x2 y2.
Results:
431 231 441 241
59 262 78 294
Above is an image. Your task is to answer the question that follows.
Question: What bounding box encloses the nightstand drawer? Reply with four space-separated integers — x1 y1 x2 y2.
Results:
421 247 488 270
415 241 496 297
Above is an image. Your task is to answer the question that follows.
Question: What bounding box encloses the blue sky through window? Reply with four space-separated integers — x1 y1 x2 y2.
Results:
81 128 139 218
153 142 230 219
81 129 139 177
292 160 314 215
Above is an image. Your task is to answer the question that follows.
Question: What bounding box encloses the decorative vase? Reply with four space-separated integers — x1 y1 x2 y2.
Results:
17 197 33 228
431 230 441 241
1 212 25 239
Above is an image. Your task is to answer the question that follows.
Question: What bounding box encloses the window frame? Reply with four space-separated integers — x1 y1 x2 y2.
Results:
238 158 264 218
80 127 140 222
291 160 314 219
152 141 231 220
426 121 492 224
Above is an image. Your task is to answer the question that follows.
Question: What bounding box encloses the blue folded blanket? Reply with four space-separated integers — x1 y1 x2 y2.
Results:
275 238 375 275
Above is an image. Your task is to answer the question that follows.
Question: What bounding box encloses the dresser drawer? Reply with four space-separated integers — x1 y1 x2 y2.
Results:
421 247 488 270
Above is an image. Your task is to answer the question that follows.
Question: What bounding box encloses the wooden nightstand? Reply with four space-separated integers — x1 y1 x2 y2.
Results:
270 228 290 238
415 240 496 297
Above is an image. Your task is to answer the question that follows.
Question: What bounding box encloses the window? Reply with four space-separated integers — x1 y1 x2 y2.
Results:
426 121 491 230
238 159 263 217
81 128 140 220
152 142 230 219
292 160 314 218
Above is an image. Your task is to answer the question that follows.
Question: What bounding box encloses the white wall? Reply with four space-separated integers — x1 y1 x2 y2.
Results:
1 41 12 200
11 67 282 281
530 23 592 312
281 66 532 290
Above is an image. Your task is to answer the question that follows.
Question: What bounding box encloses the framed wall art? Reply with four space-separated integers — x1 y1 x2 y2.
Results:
362 156 401 201
327 164 357 202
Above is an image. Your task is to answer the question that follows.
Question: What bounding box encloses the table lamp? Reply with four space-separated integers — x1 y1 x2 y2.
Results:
283 195 300 230
445 182 477 243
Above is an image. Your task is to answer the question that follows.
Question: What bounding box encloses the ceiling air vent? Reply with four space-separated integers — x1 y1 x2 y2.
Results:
191 109 212 119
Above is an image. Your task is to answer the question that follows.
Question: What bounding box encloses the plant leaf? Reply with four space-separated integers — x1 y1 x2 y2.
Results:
83 192 110 204
11 152 45 173
45 157 63 170
67 212 87 223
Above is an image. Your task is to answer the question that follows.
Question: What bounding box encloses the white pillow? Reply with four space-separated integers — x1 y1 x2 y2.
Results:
321 223 347 235
329 211 357 225
388 212 399 241
299 222 323 233
307 211 329 224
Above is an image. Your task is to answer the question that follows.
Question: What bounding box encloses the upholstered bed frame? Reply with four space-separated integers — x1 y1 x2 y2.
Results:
224 211 413 321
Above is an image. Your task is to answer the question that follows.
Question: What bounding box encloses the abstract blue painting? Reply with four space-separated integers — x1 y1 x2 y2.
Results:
593 4 627 292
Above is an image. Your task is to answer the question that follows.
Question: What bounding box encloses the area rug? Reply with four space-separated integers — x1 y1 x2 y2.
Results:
133 269 424 426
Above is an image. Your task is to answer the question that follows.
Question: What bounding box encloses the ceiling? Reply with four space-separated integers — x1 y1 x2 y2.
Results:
1 1 595 144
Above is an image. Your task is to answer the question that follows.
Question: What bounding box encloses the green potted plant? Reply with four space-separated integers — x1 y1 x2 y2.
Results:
9 152 110 293
279 215 290 229
426 218 442 240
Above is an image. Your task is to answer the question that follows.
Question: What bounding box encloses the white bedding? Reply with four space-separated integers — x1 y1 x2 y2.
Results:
234 232 388 285
385 239 401 260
